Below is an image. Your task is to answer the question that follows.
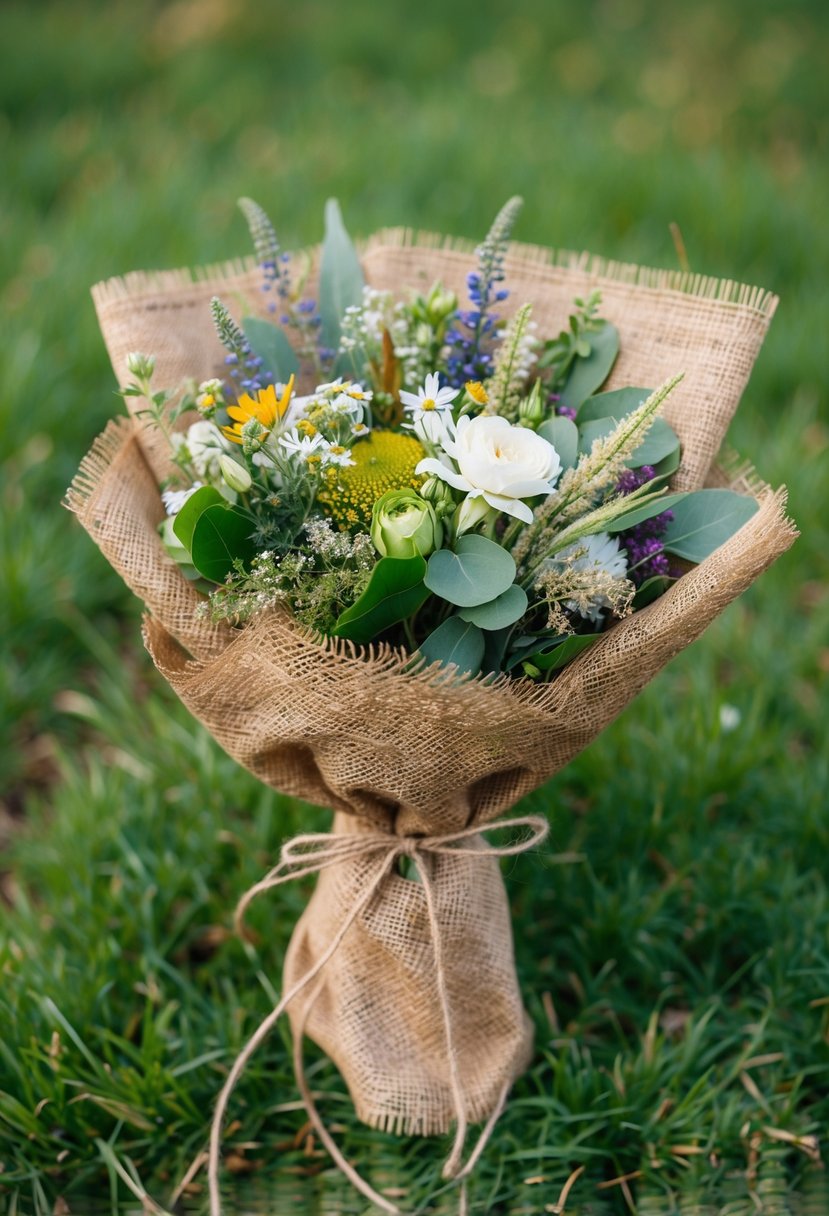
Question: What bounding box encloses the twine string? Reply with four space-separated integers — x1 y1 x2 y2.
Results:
206 813 549 1216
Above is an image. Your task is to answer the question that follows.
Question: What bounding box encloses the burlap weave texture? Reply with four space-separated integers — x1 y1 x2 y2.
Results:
70 232 797 1138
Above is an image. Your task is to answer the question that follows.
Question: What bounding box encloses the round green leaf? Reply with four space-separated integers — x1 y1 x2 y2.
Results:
424 534 516 608
626 416 680 468
172 485 226 551
418 616 485 676
458 583 528 630
190 504 257 583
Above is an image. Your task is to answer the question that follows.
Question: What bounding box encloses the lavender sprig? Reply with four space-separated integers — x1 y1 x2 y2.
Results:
210 296 267 393
617 466 675 584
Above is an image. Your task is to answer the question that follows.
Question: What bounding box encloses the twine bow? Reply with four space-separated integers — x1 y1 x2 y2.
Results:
207 813 549 1216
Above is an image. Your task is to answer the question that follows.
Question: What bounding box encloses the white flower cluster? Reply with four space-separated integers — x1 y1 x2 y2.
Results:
340 286 393 355
172 420 232 479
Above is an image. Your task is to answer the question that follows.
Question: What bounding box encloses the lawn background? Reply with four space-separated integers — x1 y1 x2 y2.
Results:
1 0 828 1211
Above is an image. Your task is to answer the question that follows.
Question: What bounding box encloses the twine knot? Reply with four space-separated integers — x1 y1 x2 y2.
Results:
208 811 549 1215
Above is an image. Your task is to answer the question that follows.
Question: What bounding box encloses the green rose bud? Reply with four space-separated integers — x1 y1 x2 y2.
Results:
371 488 443 559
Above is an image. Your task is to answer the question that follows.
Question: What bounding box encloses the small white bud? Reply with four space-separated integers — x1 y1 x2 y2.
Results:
219 454 253 493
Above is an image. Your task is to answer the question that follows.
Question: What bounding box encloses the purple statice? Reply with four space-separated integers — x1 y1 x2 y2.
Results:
616 465 676 586
444 197 523 388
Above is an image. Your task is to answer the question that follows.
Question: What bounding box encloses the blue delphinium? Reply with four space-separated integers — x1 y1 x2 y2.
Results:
444 196 523 388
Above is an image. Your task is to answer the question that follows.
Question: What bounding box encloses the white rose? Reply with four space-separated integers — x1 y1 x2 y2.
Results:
415 414 561 524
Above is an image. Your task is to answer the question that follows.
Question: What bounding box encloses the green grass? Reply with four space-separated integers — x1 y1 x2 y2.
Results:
1 0 828 1211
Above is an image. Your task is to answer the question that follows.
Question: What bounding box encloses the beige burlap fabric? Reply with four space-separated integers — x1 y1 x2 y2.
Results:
69 233 796 1142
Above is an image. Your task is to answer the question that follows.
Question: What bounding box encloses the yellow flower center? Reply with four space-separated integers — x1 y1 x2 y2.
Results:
298 420 318 436
422 398 437 411
319 430 426 528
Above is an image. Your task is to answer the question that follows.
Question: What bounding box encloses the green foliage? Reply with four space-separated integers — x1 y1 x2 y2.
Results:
241 316 299 385
538 414 579 469
457 582 528 629
318 198 365 362
332 554 428 643
662 490 760 562
189 504 258 584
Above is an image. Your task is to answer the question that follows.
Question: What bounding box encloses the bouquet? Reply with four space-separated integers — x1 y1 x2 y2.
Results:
68 197 796 1212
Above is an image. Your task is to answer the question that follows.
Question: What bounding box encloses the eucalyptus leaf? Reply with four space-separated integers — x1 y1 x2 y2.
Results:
172 485 226 552
607 492 687 533
626 416 680 468
558 321 620 412
458 583 528 630
424 534 516 608
577 414 680 470
537 415 579 469
577 387 651 424
418 616 485 676
242 316 299 384
190 504 257 583
319 198 364 359
650 444 682 481
662 489 759 563
504 632 567 670
333 556 428 644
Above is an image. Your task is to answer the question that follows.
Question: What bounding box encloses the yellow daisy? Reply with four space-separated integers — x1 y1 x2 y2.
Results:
222 375 295 445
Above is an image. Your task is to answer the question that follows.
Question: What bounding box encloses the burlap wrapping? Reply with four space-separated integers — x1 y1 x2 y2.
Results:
69 232 797 1139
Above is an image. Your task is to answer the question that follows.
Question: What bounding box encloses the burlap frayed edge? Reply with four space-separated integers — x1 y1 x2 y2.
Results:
63 416 134 515
90 229 778 318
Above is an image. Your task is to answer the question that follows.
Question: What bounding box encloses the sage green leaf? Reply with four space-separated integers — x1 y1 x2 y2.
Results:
319 198 364 357
558 321 620 412
627 416 680 468
332 555 428 644
577 414 680 469
190 504 257 583
650 444 682 481
172 485 226 552
577 387 651 424
607 492 687 532
242 316 299 383
633 575 675 608
537 415 578 469
662 489 759 563
523 632 601 673
424 534 516 608
458 583 528 630
418 616 485 676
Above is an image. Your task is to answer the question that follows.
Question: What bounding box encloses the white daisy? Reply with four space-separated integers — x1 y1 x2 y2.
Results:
399 372 459 424
320 441 355 468
161 482 203 516
279 428 326 461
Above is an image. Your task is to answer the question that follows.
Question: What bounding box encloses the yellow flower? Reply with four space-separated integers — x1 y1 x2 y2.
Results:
222 375 295 445
465 380 489 406
319 430 425 529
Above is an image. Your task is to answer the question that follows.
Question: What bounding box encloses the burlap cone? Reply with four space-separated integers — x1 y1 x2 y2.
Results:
68 232 797 1141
